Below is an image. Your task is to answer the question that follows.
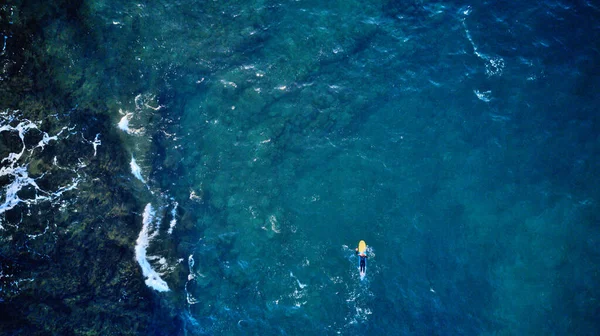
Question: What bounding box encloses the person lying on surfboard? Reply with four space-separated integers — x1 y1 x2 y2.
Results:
355 248 368 273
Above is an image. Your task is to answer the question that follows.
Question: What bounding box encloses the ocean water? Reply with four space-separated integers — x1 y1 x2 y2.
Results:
1 0 599 335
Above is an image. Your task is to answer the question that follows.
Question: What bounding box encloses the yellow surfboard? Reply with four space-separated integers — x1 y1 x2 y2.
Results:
358 240 367 254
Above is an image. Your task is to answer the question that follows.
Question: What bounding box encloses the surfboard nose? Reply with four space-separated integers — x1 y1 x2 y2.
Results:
358 240 367 253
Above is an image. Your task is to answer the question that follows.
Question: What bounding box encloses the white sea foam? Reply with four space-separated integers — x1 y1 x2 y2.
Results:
92 134 101 156
0 118 38 168
117 111 133 133
269 214 281 233
35 128 62 150
220 80 238 88
81 133 101 156
0 166 79 215
118 95 162 134
26 221 52 239
0 166 39 214
134 203 170 292
287 271 308 308
167 201 178 234
135 93 163 111
1 115 80 216
1 36 7 54
290 271 307 289
461 7 505 77
130 156 145 183
474 90 492 102
189 190 202 201
187 254 195 281
185 254 201 304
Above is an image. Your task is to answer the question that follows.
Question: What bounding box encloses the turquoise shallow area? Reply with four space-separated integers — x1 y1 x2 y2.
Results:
154 1 600 334
1 0 599 335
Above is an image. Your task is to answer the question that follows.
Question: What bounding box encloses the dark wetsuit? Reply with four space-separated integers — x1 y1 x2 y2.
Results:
356 250 368 273
359 256 366 272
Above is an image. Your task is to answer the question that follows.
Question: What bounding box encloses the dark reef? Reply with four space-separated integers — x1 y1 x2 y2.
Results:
0 1 181 334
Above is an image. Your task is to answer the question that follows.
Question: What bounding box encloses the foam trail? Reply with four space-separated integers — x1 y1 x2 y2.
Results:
461 7 505 76
82 133 102 156
92 134 101 156
167 202 178 234
185 254 201 304
130 156 145 183
461 7 486 60
135 203 170 292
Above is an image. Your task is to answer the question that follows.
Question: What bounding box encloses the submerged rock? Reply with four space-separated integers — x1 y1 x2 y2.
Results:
0 2 184 334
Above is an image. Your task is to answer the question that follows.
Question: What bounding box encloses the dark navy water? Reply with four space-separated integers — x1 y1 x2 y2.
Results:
1 0 599 335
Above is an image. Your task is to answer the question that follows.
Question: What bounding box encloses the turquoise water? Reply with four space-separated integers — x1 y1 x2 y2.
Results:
1 0 599 335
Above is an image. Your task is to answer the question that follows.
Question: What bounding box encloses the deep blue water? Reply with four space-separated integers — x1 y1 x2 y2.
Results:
1 0 600 335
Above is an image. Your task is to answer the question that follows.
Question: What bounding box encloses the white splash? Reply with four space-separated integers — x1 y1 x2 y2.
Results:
117 111 133 133
220 80 238 88
189 190 202 201
134 203 170 292
167 201 178 234
118 95 162 134
474 90 492 102
290 271 307 289
130 156 145 183
269 214 281 233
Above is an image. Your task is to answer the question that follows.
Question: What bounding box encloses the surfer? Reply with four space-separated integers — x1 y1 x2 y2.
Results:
355 248 368 273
